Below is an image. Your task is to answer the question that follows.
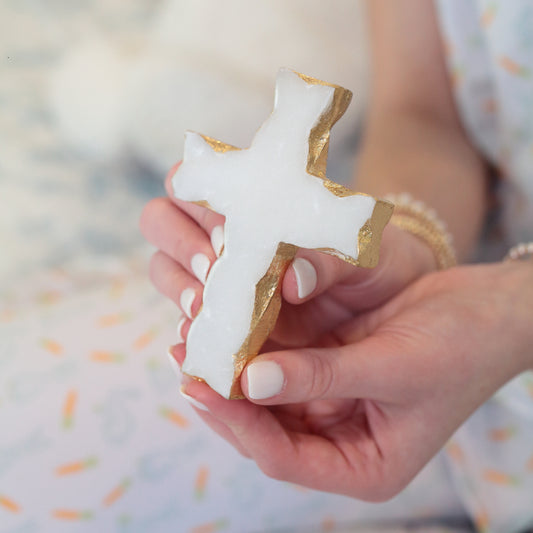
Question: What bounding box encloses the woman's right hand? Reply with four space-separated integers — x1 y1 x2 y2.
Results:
180 258 533 500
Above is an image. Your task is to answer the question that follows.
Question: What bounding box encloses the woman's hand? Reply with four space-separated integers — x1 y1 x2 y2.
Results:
178 260 533 501
140 163 530 502
140 163 437 349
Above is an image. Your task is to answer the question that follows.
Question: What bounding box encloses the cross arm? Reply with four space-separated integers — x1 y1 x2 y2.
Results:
283 188 393 268
172 131 240 214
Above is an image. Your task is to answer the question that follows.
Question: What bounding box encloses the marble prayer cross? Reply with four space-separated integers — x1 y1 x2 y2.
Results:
172 68 392 399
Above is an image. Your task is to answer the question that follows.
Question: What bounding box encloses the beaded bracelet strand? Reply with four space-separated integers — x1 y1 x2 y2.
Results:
384 193 457 270
505 242 533 262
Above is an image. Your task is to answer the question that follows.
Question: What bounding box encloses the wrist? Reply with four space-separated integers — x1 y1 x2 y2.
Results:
385 193 457 270
390 224 438 275
375 224 438 293
499 258 533 373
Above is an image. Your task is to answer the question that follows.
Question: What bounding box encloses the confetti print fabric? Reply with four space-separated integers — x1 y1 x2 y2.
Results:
0 264 468 532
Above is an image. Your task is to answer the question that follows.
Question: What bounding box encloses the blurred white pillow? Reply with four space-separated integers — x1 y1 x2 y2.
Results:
48 0 369 174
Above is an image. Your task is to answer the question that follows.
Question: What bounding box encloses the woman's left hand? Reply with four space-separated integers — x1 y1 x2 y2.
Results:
179 259 533 501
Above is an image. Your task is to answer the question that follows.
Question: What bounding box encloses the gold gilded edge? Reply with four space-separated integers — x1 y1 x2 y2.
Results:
295 71 393 268
192 200 214 210
185 134 239 211
322 180 357 198
179 134 239 394
303 79 352 181
356 199 394 268
187 72 392 398
226 197 393 398
229 242 297 399
200 133 241 153
224 72 393 398
181 373 206 384
312 199 393 268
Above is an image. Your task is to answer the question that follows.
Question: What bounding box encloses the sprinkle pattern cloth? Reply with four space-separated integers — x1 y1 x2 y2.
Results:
0 266 468 532
435 1 533 532
435 0 533 247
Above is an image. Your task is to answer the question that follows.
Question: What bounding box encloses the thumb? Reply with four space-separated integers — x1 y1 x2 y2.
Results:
282 225 436 312
241 335 400 405
282 249 372 303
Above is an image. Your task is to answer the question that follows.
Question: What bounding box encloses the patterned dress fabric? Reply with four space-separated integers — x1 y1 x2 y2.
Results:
435 0 533 248
0 267 469 533
435 1 533 532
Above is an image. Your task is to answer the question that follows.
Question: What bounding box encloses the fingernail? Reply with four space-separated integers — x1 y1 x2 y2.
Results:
180 288 195 319
167 349 182 378
176 317 187 343
246 360 284 400
191 253 211 284
180 385 209 411
292 258 317 299
211 225 224 257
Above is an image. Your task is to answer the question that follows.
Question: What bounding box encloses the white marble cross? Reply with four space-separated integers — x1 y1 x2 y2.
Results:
172 68 392 399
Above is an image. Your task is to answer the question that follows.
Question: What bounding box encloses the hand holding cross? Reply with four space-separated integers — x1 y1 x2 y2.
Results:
172 68 392 399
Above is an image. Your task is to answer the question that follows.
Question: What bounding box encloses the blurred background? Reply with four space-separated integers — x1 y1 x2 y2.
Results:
1 0 369 288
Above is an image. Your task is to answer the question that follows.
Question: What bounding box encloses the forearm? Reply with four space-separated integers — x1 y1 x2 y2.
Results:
354 110 489 261
356 0 490 262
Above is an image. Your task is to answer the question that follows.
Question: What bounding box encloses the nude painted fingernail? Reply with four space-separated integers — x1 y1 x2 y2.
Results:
292 258 317 299
176 317 186 343
180 385 209 411
180 288 195 319
247 360 284 400
211 225 224 257
167 349 182 378
191 253 210 284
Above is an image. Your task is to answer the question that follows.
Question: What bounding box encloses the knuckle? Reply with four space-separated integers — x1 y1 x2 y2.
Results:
331 254 347 280
362 466 411 503
318 253 346 287
365 480 404 502
195 208 211 229
195 206 225 232
257 458 286 481
373 480 407 502
139 198 160 231
308 350 335 399
170 234 186 261
148 251 165 286
140 198 172 235
146 196 168 216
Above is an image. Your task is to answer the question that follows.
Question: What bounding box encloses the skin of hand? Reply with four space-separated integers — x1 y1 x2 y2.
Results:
176 258 533 501
140 165 436 350
140 166 533 501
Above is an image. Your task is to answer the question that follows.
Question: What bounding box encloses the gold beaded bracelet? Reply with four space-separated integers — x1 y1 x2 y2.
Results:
504 242 533 262
384 193 457 270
